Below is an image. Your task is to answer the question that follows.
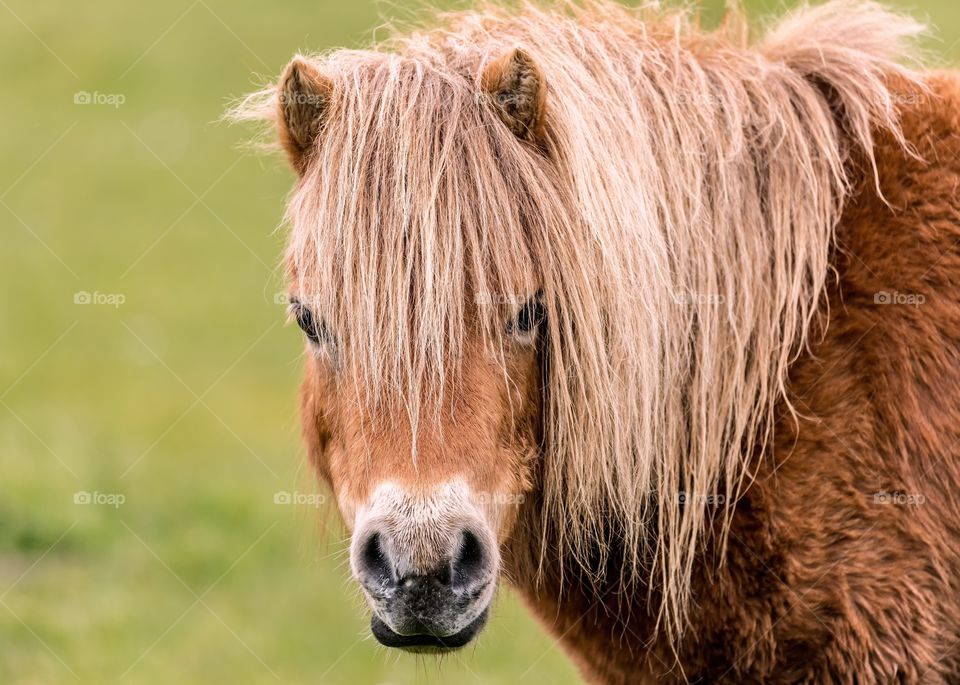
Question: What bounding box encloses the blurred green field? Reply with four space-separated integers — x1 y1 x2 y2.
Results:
1 1 957 683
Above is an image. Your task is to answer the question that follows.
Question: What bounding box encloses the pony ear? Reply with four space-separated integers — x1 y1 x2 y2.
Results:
277 55 332 172
481 48 547 145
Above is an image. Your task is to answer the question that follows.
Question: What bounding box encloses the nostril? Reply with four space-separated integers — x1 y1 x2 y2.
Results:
360 532 394 587
451 529 487 590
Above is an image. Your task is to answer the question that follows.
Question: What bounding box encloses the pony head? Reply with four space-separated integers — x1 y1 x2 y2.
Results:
277 47 555 650
237 0 922 652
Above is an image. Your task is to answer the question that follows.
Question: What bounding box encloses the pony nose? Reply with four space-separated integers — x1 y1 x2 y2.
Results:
355 527 492 598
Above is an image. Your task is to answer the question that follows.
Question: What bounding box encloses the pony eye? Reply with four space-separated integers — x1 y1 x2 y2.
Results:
506 295 545 340
290 299 335 348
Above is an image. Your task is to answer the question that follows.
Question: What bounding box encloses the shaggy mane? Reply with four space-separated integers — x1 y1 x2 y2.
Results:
233 0 924 639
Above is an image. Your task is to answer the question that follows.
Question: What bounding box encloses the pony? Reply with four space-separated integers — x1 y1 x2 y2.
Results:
234 0 960 681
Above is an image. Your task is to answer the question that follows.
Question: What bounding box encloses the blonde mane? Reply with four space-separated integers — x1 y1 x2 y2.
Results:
233 0 923 639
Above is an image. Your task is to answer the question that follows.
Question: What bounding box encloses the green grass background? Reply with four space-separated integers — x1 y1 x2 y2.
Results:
1 1 957 683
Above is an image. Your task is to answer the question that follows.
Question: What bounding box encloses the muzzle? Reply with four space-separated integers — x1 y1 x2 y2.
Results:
349 482 498 652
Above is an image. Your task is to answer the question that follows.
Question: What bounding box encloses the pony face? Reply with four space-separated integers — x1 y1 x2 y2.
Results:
277 50 551 650
294 295 543 650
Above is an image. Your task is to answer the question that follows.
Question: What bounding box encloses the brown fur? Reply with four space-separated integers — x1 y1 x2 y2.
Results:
298 333 541 537
505 73 960 683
